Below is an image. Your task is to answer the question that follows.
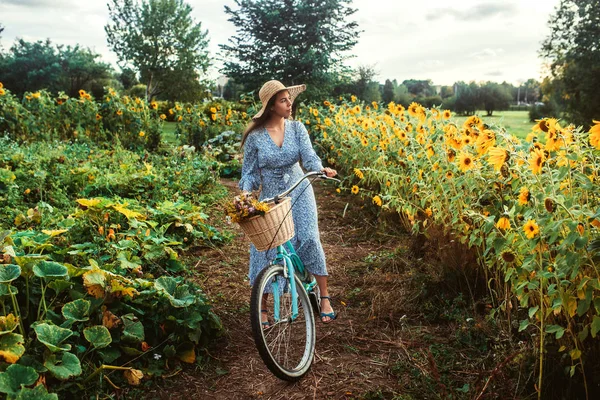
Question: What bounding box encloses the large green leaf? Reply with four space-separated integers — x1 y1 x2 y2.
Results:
154 276 195 308
48 280 72 295
33 261 68 280
61 299 90 322
34 323 73 352
0 264 21 283
0 283 18 297
44 352 82 380
121 314 144 344
97 347 121 363
0 314 19 336
0 333 25 364
0 364 38 395
83 326 112 349
15 385 58 400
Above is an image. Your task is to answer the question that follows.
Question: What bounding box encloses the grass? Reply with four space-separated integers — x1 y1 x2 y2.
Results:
162 121 178 145
453 110 533 141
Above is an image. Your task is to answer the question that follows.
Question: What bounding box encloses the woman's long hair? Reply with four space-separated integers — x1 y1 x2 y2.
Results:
241 90 296 148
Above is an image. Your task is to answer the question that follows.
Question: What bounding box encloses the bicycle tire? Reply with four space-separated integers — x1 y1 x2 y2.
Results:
250 263 316 381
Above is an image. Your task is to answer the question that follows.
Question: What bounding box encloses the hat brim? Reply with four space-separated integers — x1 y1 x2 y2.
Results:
253 84 306 120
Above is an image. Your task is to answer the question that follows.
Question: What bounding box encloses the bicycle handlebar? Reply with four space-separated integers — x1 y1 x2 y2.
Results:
262 171 341 204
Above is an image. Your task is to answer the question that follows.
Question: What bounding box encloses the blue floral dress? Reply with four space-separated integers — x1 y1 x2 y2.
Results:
238 119 328 286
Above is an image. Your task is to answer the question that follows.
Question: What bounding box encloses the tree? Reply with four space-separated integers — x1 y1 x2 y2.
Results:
105 0 210 102
220 0 361 100
382 79 395 104
393 84 411 106
0 39 62 95
119 67 139 90
402 79 435 97
540 0 600 125
58 45 113 98
0 39 113 98
479 82 512 116
453 81 481 115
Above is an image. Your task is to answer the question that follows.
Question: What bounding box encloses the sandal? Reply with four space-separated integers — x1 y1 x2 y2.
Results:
319 296 337 323
261 309 271 329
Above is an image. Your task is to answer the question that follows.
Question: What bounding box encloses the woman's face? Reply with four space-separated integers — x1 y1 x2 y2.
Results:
270 90 292 119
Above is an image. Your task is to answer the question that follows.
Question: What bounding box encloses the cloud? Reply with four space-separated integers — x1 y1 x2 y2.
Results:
485 71 504 77
1 0 70 7
470 48 505 59
426 2 517 21
416 59 445 70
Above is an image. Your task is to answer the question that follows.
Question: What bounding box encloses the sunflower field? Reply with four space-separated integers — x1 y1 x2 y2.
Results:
298 98 600 386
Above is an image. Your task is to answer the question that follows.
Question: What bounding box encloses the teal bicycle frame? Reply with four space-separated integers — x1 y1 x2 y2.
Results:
271 241 318 322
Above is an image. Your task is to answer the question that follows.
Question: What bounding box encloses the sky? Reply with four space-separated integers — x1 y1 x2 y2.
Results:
0 0 561 87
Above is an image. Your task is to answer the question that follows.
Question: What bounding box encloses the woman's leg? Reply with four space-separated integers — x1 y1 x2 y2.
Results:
314 275 335 322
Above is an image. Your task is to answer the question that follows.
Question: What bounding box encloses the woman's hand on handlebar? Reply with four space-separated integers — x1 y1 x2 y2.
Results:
321 167 337 178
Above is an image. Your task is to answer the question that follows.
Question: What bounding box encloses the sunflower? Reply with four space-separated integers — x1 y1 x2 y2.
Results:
312 109 319 117
589 120 600 149
487 147 508 171
139 131 145 137
447 149 456 162
79 89 86 98
351 185 359 195
529 148 545 174
360 136 368 147
160 114 166 120
458 153 474 172
324 100 331 107
150 101 158 110
426 145 435 158
431 108 440 119
445 171 454 179
518 187 530 205
425 207 433 217
442 110 452 120
523 219 539 239
544 197 555 213
386 180 391 187
535 119 550 133
577 223 584 236
501 250 516 263
0 88 5 96
96 114 102 120
372 195 382 206
354 168 364 179
496 217 510 230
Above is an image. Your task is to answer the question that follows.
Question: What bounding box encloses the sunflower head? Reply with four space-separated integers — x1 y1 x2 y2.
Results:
501 251 516 263
544 197 555 213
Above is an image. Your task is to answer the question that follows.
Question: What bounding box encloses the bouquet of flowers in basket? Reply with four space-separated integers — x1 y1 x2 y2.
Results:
225 191 271 224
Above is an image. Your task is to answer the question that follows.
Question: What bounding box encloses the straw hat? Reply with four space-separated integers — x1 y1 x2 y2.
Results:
253 80 306 119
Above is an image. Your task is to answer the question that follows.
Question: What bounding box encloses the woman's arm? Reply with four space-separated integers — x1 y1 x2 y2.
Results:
297 121 324 172
238 134 261 192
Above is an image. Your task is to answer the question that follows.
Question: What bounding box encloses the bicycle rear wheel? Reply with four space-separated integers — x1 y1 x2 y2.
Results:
250 263 316 381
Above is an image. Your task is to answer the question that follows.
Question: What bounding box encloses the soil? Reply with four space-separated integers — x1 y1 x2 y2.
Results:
144 178 521 400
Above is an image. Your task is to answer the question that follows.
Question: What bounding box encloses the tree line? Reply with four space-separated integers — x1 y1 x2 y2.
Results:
0 0 598 124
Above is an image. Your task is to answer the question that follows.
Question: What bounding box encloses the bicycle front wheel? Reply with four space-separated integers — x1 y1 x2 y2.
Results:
250 263 316 381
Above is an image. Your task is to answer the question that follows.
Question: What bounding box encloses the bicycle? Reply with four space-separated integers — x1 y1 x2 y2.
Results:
249 170 339 381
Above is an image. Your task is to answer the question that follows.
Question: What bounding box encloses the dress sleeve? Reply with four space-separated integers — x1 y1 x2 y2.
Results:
238 133 261 192
296 121 324 172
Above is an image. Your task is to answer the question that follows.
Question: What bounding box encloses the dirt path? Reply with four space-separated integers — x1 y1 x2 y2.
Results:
147 179 430 399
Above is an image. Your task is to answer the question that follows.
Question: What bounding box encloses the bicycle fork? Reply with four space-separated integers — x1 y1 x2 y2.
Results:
272 253 299 323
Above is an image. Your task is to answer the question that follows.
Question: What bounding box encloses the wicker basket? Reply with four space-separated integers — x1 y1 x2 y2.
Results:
238 197 295 251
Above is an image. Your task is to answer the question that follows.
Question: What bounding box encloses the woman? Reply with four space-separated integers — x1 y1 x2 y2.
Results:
239 80 337 324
